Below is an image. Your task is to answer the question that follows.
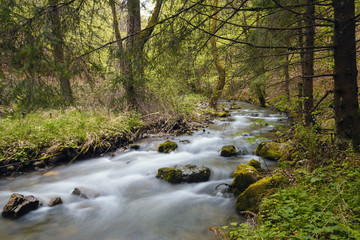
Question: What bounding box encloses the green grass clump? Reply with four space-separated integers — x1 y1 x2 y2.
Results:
226 160 360 239
0 108 143 162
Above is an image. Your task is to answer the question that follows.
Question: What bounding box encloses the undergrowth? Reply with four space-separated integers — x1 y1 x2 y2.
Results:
225 126 360 240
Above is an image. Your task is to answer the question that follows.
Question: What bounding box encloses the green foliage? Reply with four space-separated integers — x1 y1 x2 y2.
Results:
226 160 360 239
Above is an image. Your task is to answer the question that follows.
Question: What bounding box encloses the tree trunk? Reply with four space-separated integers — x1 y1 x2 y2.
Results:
333 0 360 150
49 0 73 104
209 0 226 109
284 53 290 101
303 0 315 126
297 17 305 119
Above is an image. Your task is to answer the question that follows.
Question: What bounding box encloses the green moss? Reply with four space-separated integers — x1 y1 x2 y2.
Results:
255 142 293 161
220 145 237 157
235 174 286 213
156 168 182 183
158 140 178 153
231 163 262 196
218 112 230 117
248 159 261 170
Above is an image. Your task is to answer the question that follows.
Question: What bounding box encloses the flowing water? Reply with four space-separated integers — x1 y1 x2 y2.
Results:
0 101 288 240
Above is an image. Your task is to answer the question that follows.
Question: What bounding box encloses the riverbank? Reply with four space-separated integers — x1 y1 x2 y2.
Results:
0 107 210 178
223 125 360 239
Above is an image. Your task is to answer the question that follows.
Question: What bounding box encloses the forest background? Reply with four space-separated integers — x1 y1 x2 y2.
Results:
0 0 360 239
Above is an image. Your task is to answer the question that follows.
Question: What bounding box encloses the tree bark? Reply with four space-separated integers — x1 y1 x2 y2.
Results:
284 53 290 101
333 0 360 150
209 0 226 109
49 0 73 104
303 0 315 126
297 17 304 119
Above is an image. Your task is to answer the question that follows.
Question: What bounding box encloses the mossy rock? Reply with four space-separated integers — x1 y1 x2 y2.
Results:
218 112 230 117
231 163 262 196
181 166 210 183
158 141 178 153
129 144 140 150
156 168 182 183
220 145 237 157
255 142 293 161
248 159 261 170
156 166 211 184
235 174 286 213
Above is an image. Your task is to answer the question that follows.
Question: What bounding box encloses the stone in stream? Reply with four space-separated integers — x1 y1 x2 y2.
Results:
48 196 63 207
158 140 178 153
231 163 262 197
129 144 140 150
220 145 237 157
247 159 261 170
235 174 286 213
156 165 211 184
2 193 40 218
72 188 100 199
255 142 293 161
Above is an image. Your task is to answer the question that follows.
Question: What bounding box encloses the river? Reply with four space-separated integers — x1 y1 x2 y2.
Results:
0 101 287 240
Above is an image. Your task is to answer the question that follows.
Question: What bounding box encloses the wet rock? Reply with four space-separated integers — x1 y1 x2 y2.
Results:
129 144 140 150
2 193 40 218
220 145 237 157
156 168 182 183
179 140 190 144
231 164 262 196
235 174 286 213
72 188 100 199
158 140 178 153
156 166 211 184
218 112 230 118
255 142 293 161
247 159 261 170
48 197 63 207
181 166 211 183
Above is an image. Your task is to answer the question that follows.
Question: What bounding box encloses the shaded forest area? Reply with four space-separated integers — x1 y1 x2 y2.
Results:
1 0 360 239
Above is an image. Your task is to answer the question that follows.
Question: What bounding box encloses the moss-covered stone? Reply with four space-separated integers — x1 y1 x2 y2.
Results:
248 159 261 170
220 145 237 157
158 141 178 153
235 174 286 213
231 163 262 196
255 142 293 161
156 165 211 184
181 166 210 183
218 112 230 118
156 168 182 183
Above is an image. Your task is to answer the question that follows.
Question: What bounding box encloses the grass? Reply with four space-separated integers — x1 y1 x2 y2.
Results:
0 108 144 163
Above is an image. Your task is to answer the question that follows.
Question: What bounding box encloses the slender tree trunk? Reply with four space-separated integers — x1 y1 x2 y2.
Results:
303 0 315 126
49 0 73 104
333 0 360 150
209 0 226 109
284 53 290 101
297 17 305 119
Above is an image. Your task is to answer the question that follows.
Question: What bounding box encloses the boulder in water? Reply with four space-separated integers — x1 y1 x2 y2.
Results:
2 193 40 218
247 159 261 170
235 174 286 213
129 144 140 150
156 168 182 183
231 164 262 196
156 165 211 184
158 140 178 153
220 145 237 157
72 188 100 199
255 142 293 161
48 196 63 207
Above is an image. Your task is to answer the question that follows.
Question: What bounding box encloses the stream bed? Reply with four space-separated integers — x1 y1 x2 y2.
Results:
0 101 288 240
